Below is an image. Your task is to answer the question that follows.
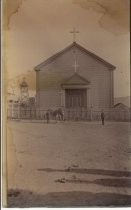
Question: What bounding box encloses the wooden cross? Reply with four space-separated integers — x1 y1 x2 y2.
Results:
70 27 79 42
72 60 80 73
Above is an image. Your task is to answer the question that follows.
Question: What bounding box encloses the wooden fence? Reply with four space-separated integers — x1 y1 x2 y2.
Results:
7 107 130 122
92 110 130 122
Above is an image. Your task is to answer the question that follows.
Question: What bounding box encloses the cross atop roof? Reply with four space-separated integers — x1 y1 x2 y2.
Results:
70 27 79 42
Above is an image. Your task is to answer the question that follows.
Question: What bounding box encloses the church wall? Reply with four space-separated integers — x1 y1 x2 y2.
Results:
36 46 113 110
38 90 60 109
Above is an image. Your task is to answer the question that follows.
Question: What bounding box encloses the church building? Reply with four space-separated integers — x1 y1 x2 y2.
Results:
34 33 116 120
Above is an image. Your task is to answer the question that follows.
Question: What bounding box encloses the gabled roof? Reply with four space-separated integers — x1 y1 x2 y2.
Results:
114 103 129 109
61 72 90 86
34 42 116 71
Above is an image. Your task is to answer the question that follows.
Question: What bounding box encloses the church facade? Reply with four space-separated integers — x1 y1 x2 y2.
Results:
34 42 116 120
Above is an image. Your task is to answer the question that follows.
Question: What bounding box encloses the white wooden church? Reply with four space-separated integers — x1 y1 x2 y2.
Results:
34 30 116 120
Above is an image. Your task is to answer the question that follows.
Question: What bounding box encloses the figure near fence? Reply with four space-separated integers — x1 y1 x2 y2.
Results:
45 108 64 123
101 110 105 125
46 110 50 123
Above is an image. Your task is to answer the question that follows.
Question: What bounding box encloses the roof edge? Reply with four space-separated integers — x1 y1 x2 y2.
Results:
34 43 75 71
34 42 116 71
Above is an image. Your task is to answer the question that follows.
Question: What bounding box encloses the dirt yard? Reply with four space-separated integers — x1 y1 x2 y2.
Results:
7 120 131 207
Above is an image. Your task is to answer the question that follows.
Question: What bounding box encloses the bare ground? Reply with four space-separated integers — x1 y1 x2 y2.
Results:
7 120 131 207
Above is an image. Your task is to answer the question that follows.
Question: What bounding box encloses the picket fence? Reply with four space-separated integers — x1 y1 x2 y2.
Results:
7 107 130 122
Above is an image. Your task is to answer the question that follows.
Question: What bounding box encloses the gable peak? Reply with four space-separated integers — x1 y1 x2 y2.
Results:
34 42 116 71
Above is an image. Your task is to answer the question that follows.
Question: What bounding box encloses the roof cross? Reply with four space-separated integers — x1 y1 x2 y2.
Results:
72 60 80 73
70 27 79 42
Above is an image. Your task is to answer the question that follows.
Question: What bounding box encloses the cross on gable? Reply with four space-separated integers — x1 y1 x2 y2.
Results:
70 27 79 42
72 60 80 73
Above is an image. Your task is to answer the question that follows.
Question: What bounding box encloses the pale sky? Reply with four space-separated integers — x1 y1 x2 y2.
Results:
4 0 130 97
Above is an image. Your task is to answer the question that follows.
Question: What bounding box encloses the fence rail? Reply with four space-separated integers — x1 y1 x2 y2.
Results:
7 108 130 122
92 110 130 121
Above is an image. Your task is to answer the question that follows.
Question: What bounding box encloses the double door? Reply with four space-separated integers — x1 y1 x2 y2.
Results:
65 89 88 120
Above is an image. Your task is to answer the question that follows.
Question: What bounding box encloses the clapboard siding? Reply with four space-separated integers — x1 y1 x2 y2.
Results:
36 44 113 110
38 90 60 109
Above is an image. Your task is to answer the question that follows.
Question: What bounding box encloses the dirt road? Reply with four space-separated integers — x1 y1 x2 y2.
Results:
7 121 131 207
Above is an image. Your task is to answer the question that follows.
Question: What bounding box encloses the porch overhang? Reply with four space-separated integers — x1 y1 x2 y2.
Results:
61 73 91 89
61 84 90 89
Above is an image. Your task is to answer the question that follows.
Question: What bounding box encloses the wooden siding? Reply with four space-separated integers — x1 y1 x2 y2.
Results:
36 45 113 109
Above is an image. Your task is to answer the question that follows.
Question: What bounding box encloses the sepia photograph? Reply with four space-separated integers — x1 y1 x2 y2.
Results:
2 0 130 207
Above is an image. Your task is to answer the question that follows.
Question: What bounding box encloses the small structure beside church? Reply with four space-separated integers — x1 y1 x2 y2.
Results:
20 78 29 105
7 78 36 119
113 103 130 111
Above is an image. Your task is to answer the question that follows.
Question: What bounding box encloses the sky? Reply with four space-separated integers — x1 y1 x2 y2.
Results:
4 0 130 98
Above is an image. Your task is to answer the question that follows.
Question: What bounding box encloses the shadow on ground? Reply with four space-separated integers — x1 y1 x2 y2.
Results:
63 178 131 188
7 189 131 207
38 168 131 177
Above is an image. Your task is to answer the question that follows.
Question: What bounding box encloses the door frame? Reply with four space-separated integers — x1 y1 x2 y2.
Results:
61 85 91 109
65 88 87 108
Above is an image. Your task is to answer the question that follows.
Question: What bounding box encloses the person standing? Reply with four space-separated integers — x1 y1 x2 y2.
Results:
101 110 105 125
46 110 50 123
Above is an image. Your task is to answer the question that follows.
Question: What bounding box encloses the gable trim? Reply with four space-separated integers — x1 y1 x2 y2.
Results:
34 42 116 71
61 73 90 88
62 85 90 89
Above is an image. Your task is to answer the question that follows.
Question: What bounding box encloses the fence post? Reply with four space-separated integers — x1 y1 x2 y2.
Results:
30 108 31 119
11 102 14 118
18 104 20 119
90 106 93 121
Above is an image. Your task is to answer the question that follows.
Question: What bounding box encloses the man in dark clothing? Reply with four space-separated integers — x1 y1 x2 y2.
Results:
101 110 105 125
46 110 50 123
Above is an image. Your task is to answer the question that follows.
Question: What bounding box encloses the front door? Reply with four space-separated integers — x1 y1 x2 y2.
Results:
65 89 88 120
